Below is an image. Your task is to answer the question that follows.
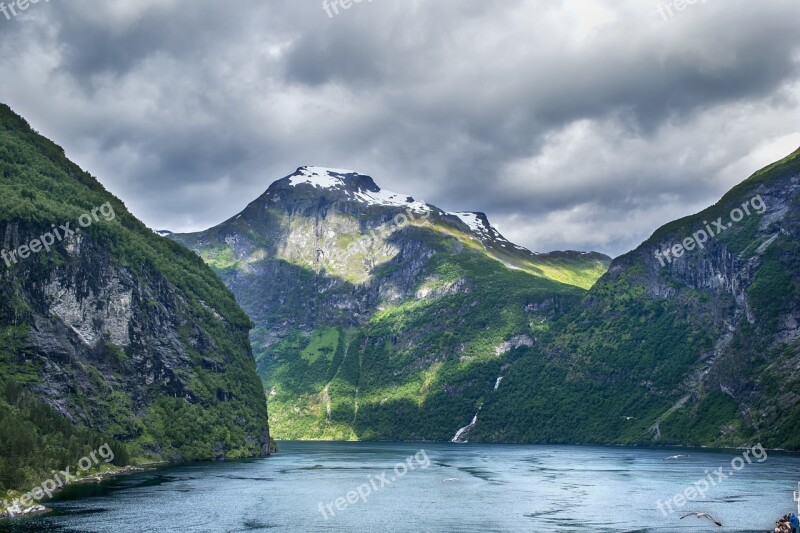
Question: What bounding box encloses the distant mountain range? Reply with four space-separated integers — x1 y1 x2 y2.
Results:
174 150 800 449
171 166 611 440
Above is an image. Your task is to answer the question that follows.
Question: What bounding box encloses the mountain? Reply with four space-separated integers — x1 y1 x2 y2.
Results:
173 148 800 450
0 104 271 495
172 166 611 440
472 147 800 450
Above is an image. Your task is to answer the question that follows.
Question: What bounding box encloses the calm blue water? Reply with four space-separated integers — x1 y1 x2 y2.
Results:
1 442 798 532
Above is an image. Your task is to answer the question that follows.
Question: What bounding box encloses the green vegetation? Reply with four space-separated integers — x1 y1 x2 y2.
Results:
249 222 586 440
0 381 130 492
0 103 270 495
174 116 799 450
199 245 241 270
222 146 800 449
301 328 340 364
473 147 800 449
747 248 798 332
170 167 611 444
0 105 251 333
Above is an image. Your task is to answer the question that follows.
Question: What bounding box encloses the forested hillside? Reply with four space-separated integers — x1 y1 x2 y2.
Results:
0 104 271 497
474 147 800 450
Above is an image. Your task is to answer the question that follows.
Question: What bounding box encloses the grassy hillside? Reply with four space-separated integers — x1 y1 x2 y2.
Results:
260 227 586 440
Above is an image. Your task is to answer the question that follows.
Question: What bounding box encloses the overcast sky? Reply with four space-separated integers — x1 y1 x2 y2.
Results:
1 0 799 257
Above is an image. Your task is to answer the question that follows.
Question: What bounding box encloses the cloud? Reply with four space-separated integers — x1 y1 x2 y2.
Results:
0 0 798 256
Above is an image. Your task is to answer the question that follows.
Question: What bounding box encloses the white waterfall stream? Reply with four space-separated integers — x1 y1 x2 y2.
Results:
494 376 504 390
451 376 504 442
451 413 479 443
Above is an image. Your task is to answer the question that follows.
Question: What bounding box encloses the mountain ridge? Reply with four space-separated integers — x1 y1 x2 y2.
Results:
176 166 612 289
471 145 800 449
171 166 611 440
173 148 800 449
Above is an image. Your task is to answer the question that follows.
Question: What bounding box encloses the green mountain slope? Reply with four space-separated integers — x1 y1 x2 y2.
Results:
472 147 800 450
0 104 271 496
172 167 611 440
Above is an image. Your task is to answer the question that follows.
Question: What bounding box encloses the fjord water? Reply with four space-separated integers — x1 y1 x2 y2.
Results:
3 442 799 533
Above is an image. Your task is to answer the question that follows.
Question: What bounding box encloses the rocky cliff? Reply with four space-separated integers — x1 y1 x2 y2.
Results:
0 104 271 493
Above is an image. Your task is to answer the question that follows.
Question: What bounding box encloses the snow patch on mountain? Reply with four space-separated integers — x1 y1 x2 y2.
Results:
449 211 532 252
288 166 431 213
353 189 431 213
287 166 357 188
450 212 486 236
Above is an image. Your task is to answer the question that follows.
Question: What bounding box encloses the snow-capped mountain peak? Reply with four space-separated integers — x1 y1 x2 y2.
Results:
281 169 529 245
448 211 534 253
269 168 538 253
281 166 432 213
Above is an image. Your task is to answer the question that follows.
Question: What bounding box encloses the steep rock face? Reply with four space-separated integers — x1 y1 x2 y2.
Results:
173 167 611 440
0 104 271 482
475 147 800 449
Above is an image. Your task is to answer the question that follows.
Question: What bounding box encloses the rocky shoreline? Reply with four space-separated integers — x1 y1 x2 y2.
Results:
0 465 147 520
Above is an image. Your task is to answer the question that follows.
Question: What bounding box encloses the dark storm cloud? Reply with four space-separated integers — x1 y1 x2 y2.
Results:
0 0 798 256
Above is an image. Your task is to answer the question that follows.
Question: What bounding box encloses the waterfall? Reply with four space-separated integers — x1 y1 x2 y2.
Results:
494 376 503 391
451 385 499 443
451 413 478 443
451 404 483 443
